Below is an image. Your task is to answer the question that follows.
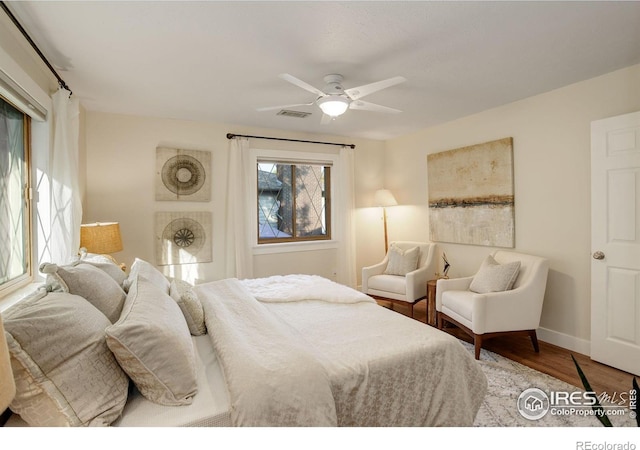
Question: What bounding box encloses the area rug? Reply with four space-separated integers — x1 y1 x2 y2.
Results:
459 341 637 427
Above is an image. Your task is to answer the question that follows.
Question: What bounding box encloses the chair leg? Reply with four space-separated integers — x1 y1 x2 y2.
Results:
474 334 483 360
529 330 540 353
436 312 442 330
408 303 414 318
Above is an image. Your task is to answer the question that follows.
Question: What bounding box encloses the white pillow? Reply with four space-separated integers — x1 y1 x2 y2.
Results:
124 258 170 293
106 275 198 406
4 291 129 426
77 255 127 287
170 280 206 336
384 244 420 276
40 262 126 323
469 255 521 294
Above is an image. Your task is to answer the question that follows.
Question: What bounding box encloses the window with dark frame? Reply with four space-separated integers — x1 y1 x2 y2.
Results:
257 161 331 243
0 95 32 293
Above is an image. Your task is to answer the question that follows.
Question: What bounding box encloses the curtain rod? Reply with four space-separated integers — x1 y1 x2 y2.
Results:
226 133 355 149
0 1 72 94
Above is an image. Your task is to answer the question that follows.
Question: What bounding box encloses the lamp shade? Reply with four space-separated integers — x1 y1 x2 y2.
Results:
317 96 350 117
373 189 398 207
0 314 16 412
80 222 123 254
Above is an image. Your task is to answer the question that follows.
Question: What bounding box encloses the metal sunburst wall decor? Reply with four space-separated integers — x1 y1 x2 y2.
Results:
155 147 211 201
155 211 212 265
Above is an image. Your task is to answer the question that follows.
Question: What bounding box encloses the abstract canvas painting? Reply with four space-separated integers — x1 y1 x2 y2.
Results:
156 147 211 201
155 211 212 265
427 137 514 247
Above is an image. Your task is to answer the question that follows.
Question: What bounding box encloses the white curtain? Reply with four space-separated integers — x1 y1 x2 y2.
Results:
336 146 357 288
50 88 82 264
225 137 253 279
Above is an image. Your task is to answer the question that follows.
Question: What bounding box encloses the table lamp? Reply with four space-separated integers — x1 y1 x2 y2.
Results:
80 222 125 270
373 189 398 254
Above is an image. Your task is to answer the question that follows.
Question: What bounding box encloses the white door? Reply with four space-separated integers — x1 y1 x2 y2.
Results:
591 111 640 376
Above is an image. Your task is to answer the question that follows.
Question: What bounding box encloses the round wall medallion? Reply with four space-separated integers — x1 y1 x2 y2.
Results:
162 217 205 255
161 155 206 196
173 228 195 247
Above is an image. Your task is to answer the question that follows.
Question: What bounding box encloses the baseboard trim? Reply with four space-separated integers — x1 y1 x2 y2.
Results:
537 327 591 356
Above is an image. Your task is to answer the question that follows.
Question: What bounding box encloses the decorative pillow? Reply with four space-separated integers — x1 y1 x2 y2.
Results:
40 262 126 323
170 280 206 336
76 254 127 287
384 244 420 276
3 291 129 426
469 255 521 294
106 275 198 406
123 258 170 294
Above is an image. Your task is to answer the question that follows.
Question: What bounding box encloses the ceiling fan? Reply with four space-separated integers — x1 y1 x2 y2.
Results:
257 73 406 123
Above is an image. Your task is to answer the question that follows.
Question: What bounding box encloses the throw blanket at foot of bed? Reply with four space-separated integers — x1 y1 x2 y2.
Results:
241 274 375 304
199 279 337 426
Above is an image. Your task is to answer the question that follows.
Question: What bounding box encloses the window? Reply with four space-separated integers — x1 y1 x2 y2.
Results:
257 161 331 243
0 95 32 293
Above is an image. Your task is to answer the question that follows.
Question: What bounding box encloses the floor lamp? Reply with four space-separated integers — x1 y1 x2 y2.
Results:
373 189 398 254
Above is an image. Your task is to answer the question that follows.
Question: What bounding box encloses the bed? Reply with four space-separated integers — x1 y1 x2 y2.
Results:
2 258 487 427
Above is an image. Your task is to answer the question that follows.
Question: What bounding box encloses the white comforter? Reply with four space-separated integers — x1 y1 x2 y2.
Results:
199 278 336 426
197 275 487 427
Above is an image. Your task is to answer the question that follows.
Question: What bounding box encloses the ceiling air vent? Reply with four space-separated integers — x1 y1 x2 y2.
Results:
277 109 311 119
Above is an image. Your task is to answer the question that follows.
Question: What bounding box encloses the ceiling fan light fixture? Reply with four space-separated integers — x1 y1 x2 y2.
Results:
317 96 350 117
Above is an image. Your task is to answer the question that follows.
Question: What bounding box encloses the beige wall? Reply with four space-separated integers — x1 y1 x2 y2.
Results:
85 112 386 284
382 64 640 350
80 62 640 352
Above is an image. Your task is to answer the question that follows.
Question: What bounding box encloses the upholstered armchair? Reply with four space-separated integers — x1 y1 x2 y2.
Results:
436 250 549 359
362 241 437 319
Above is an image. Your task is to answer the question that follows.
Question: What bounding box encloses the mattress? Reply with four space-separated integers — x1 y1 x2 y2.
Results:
6 335 232 427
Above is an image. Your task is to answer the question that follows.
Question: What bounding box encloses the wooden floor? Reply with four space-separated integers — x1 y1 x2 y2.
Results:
378 299 638 398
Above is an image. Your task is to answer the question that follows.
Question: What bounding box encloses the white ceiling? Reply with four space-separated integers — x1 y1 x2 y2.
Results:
7 1 640 140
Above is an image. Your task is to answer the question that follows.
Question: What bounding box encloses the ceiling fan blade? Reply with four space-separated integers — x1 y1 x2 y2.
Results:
256 102 314 112
349 100 402 114
320 114 334 124
344 76 406 100
279 73 325 97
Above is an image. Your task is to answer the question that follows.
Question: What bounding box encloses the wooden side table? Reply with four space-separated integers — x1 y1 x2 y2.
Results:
426 280 437 327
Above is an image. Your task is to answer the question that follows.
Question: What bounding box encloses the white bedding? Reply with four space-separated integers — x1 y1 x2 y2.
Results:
199 278 337 426
199 275 488 427
242 274 374 304
6 274 488 427
112 335 231 427
6 335 232 427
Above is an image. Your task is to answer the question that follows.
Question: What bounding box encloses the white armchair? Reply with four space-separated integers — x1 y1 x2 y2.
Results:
436 250 549 359
362 241 437 319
